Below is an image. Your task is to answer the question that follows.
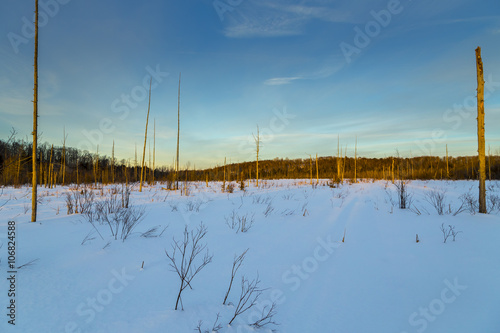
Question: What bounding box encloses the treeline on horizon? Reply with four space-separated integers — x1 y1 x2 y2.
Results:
1 137 499 187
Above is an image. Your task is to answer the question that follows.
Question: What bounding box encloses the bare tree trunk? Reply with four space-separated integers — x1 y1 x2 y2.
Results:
253 126 260 187
309 155 312 185
112 140 115 183
62 127 67 185
153 119 156 185
336 135 340 181
94 146 99 188
223 157 226 192
354 136 357 183
315 153 319 184
49 144 53 189
476 46 487 213
76 158 79 187
140 77 152 192
488 145 491 181
446 144 449 178
176 73 181 190
31 0 38 222
134 143 138 182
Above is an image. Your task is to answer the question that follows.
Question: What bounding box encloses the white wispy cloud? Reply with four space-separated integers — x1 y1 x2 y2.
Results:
264 77 302 85
223 0 355 38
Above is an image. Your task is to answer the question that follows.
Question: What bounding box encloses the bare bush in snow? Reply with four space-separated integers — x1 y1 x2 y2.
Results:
425 189 446 215
223 248 249 305
165 223 213 310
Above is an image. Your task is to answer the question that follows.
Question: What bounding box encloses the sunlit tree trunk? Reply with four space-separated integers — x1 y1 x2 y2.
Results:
176 73 181 190
476 47 486 213
31 0 39 222
140 77 152 192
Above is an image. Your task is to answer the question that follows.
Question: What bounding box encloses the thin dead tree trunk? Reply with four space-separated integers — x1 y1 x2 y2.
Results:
112 140 115 183
354 136 357 183
446 144 449 178
134 143 138 182
49 144 53 189
176 73 181 190
140 77 152 192
336 134 340 181
308 154 312 185
476 46 487 213
315 153 319 184
488 145 491 181
31 0 39 222
62 127 67 185
253 126 260 187
153 119 156 185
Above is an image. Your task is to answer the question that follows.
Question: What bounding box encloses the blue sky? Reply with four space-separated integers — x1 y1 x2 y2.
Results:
1 0 499 168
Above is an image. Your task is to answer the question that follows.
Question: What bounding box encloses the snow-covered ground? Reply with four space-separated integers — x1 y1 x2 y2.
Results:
0 179 499 333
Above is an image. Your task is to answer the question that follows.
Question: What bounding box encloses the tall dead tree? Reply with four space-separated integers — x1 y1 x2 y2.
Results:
475 46 486 213
354 136 357 183
446 144 449 178
62 127 67 185
253 126 260 187
31 0 39 222
176 73 181 190
336 135 340 181
315 153 319 184
111 140 115 183
153 119 156 185
140 77 152 192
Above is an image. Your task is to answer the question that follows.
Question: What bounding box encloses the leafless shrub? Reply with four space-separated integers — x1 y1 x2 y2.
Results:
23 203 30 214
238 213 255 233
281 208 295 216
98 192 121 215
250 302 279 329
122 183 132 208
252 195 272 205
195 313 222 333
264 202 274 217
394 180 413 209
165 223 213 310
169 202 178 212
488 194 500 213
425 189 446 215
185 200 202 212
459 191 478 214
82 205 105 240
301 202 309 216
0 188 9 212
141 224 168 238
440 223 451 243
223 249 249 305
228 275 262 326
225 210 238 230
64 192 74 214
141 226 160 238
115 206 147 241
225 211 254 233
228 275 277 329
449 225 462 241
226 183 235 193
81 231 96 245
440 223 462 243
69 187 95 214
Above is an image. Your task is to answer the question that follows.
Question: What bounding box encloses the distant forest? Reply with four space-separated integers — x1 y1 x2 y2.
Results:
1 136 499 187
